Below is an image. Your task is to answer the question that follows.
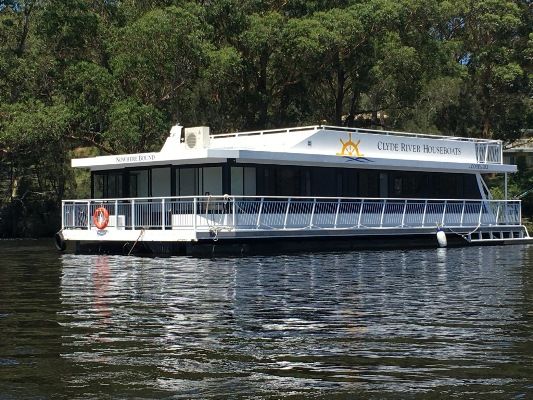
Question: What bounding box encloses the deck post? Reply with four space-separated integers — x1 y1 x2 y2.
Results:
334 199 341 228
310 198 316 228
131 199 135 229
114 200 118 227
61 202 65 230
421 200 427 227
401 199 407 227
504 173 508 200
357 199 364 228
232 196 236 228
162 198 165 230
441 200 447 226
283 198 291 229
495 201 500 226
380 199 387 227
87 202 91 229
504 173 508 224
478 201 483 226
256 197 263 229
460 201 465 227
193 197 197 230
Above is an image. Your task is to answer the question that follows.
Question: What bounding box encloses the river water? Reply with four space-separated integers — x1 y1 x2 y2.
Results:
0 241 532 399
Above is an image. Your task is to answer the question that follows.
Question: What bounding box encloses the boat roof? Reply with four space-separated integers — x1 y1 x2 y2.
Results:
72 125 516 174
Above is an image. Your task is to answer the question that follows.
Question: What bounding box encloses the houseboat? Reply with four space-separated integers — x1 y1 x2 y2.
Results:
57 124 531 256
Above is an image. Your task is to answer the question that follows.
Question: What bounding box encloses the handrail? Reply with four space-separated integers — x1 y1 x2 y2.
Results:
62 195 516 203
211 124 502 145
62 196 522 232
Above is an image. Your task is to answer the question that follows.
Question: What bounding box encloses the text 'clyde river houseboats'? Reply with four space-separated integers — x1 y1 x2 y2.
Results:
57 124 531 255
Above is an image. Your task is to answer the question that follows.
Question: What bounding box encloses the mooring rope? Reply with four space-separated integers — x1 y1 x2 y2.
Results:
128 228 145 256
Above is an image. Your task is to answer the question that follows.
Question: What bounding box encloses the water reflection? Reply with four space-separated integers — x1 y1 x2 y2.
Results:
54 246 533 397
92 256 111 324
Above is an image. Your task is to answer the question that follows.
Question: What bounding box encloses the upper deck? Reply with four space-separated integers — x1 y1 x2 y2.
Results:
72 125 514 174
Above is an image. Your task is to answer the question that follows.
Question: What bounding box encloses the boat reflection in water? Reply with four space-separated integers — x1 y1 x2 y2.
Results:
92 256 111 325
58 245 533 397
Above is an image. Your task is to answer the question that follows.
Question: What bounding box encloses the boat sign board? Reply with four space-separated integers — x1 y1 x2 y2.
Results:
294 129 478 164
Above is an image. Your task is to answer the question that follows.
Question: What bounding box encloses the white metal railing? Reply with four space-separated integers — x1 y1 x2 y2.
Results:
213 125 503 145
212 125 503 164
475 142 502 164
62 196 521 231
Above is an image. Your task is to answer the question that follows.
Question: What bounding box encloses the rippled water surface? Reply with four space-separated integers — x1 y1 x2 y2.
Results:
1 241 532 399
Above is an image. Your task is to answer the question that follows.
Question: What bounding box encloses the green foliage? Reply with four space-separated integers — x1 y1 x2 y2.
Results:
105 98 166 153
0 0 531 236
109 5 211 122
0 100 72 151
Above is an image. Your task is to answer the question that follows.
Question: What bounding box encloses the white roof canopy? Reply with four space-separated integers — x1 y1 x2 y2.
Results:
72 125 515 174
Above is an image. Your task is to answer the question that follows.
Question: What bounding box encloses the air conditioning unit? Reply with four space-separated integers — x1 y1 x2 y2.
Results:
184 126 210 149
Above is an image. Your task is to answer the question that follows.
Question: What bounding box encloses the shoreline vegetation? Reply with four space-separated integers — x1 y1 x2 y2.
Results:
0 0 531 238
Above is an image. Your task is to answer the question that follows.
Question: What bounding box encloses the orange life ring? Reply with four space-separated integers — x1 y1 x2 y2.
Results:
93 207 110 230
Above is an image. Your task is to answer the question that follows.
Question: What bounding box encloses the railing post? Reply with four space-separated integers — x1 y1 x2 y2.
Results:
495 201 500 226
478 200 484 226
401 200 407 227
380 199 387 227
484 144 489 163
357 199 364 228
87 202 91 229
193 197 197 230
460 201 465 227
131 199 135 229
283 198 291 229
232 196 236 228
519 201 522 225
162 198 166 230
421 200 428 227
256 197 263 229
441 200 447 226
114 199 118 227
309 198 316 228
61 202 65 230
334 199 341 228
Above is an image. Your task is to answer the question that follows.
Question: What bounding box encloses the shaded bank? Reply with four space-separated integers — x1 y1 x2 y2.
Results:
0 199 61 238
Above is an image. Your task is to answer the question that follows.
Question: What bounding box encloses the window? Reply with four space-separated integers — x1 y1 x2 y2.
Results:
244 167 256 195
203 167 222 195
311 167 336 197
152 168 171 197
278 168 300 196
359 170 378 197
231 167 244 195
393 177 402 196
231 166 256 196
176 166 224 196
93 173 105 198
92 172 123 198
130 169 149 197
178 168 197 196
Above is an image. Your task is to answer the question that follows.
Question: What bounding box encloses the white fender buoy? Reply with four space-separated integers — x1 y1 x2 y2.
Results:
436 227 447 248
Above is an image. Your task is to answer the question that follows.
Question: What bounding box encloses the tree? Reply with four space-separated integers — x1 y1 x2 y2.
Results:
460 0 529 139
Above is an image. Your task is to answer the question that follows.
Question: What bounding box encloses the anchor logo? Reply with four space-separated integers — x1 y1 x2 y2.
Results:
337 132 364 157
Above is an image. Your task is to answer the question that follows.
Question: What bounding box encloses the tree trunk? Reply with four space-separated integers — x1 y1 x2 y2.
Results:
480 65 493 138
371 110 378 128
335 59 345 126
16 3 34 57
257 51 269 128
